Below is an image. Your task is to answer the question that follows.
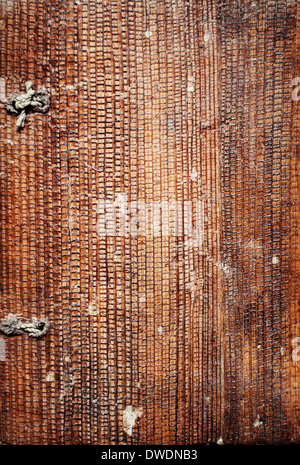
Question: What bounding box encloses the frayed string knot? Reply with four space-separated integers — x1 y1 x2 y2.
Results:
0 314 50 338
6 81 50 129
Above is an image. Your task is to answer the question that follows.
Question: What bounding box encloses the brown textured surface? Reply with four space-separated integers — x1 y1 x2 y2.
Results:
0 0 299 445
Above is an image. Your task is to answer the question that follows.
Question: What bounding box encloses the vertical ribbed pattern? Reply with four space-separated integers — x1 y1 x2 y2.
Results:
0 0 298 445
91 0 223 445
0 0 223 444
290 0 300 444
218 0 295 444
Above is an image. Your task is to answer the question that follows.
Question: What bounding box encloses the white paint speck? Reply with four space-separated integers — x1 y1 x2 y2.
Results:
272 256 279 265
145 31 152 38
187 75 194 92
253 414 263 428
157 326 163 335
280 346 284 356
88 299 99 316
190 169 198 181
46 371 55 382
217 437 224 445
0 337 6 361
123 405 143 436
204 32 210 42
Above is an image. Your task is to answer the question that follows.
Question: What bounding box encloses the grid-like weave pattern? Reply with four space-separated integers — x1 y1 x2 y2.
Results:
0 0 298 445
